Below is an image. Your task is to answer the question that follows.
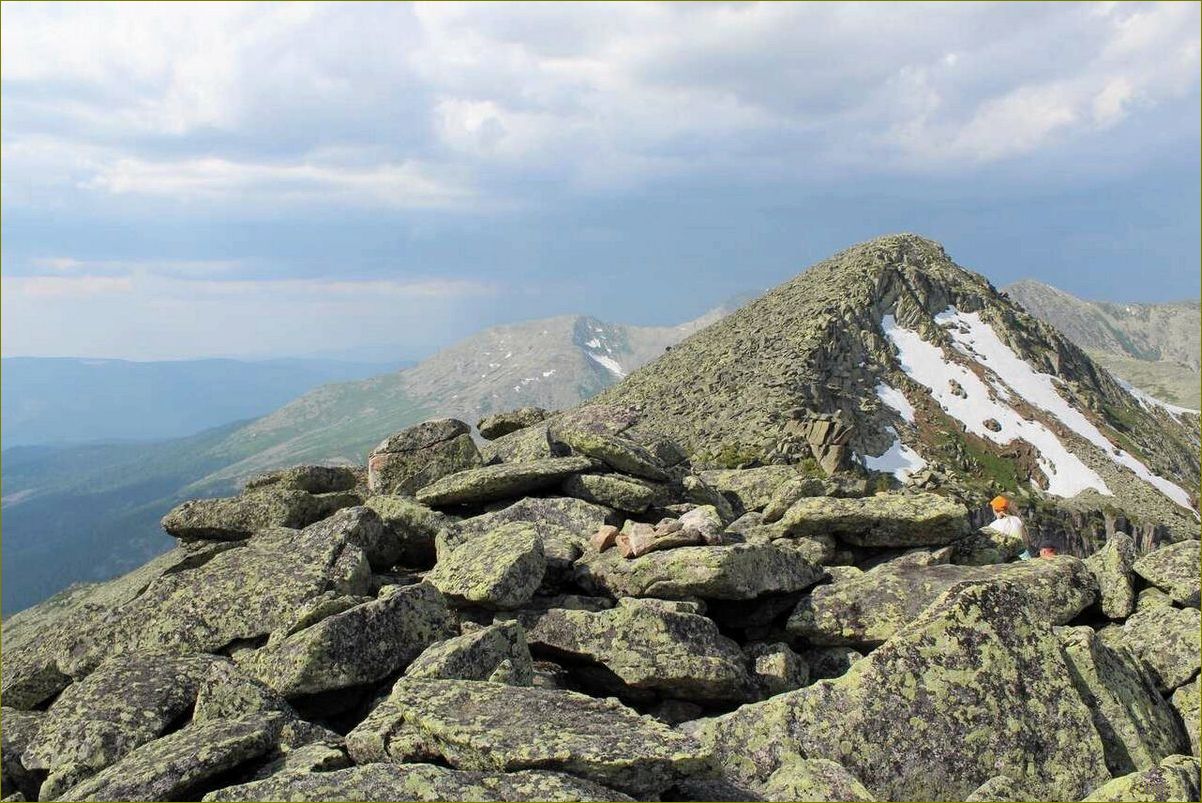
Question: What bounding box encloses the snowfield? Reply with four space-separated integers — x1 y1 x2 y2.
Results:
864 426 928 480
587 352 625 377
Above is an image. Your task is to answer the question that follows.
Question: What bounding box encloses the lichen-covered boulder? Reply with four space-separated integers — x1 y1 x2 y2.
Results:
1113 604 1201 691
688 579 1111 802
22 654 221 780
161 488 330 541
0 708 43 801
427 523 546 609
964 775 1026 802
788 556 1097 646
405 621 533 685
479 424 557 464
762 476 828 523
309 506 399 570
1057 626 1189 774
416 457 594 507
56 519 373 676
698 466 800 514
561 473 660 513
950 527 1025 566
550 427 669 481
437 497 611 590
368 418 482 495
1084 754 1201 802
745 642 809 698
1085 533 1138 619
243 582 456 697
245 465 359 494
477 407 549 440
1133 540 1201 608
525 598 753 702
203 762 634 802
803 647 863 681
346 678 709 798
59 714 282 802
364 495 451 567
574 543 823 600
780 492 969 547
757 757 875 802
1171 677 1200 757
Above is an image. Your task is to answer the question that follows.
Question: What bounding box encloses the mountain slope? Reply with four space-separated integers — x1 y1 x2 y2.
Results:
1 308 728 614
590 234 1199 537
1005 279 1200 407
0 357 399 447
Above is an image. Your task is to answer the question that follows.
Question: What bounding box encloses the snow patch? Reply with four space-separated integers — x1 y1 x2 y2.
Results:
933 308 1194 512
585 338 602 349
883 314 1110 499
587 352 625 377
863 427 927 480
876 382 916 424
1115 377 1200 420
542 370 556 378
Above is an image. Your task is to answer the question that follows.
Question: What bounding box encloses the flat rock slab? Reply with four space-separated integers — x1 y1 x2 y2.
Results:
698 466 800 513
161 488 329 541
1170 676 1200 756
416 457 594 507
204 762 634 802
1057 626 1188 775
22 654 221 778
550 427 668 481
405 621 534 685
575 543 824 600
780 492 969 547
243 582 456 697
1084 755 1201 802
427 524 546 609
561 473 659 513
690 579 1111 802
59 714 281 802
369 419 482 496
525 598 753 702
788 556 1098 646
478 407 549 440
1133 540 1201 607
346 678 709 797
245 465 359 494
1112 604 1201 691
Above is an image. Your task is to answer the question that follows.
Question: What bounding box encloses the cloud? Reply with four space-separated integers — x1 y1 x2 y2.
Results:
14 276 135 298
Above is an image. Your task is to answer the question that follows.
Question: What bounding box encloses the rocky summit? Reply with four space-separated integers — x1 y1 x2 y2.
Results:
2 234 1199 803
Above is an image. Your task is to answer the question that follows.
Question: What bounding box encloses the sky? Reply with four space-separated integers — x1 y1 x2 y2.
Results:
2 1 1199 361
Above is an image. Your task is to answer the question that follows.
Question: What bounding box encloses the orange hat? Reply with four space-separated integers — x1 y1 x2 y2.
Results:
990 495 1009 512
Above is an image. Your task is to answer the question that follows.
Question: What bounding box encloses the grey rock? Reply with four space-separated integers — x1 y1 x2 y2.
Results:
0 708 42 801
478 407 549 440
1170 677 1200 757
1113 604 1201 691
551 426 669 481
697 466 800 514
780 492 969 547
427 523 546 609
965 775 1028 802
745 642 809 698
800 647 863 681
561 473 660 513
363 495 451 568
1085 533 1138 619
405 621 533 685
369 419 482 496
245 465 359 494
161 488 330 541
416 457 594 507
1133 540 1201 607
1084 754 1201 802
757 758 875 802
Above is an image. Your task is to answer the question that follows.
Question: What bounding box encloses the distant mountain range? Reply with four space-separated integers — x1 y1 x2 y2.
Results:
1 357 403 447
1005 280 1200 408
1 307 732 613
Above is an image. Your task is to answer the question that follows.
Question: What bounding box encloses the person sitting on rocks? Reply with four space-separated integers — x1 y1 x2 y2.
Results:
986 495 1030 559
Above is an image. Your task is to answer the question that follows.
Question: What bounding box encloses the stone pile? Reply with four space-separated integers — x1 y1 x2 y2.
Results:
1 406 1198 802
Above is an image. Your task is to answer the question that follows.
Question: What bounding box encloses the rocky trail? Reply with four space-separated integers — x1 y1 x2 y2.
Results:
2 235 1198 802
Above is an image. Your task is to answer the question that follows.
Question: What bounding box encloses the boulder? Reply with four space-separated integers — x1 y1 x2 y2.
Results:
1114 604 1201 691
479 424 557 464
801 647 863 681
780 492 969 547
310 506 399 570
575 543 824 601
477 407 550 440
346 678 709 797
22 654 221 779
161 488 332 541
244 465 359 494
204 763 633 802
427 523 546 609
416 457 594 507
762 476 828 523
688 579 1111 802
243 582 456 697
525 598 754 702
681 475 738 523
1084 755 1201 802
950 527 1025 566
561 473 659 513
964 775 1027 802
405 621 533 685
757 758 875 803
1085 533 1138 619
788 556 1097 646
56 519 373 676
58 714 282 802
438 497 611 590
367 419 482 496
698 466 800 514
1058 626 1189 774
363 495 450 567
0 708 42 801
550 427 668 481
1170 677 1200 757
1133 540 1201 607
745 642 809 698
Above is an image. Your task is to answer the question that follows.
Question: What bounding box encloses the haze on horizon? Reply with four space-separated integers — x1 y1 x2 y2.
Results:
2 1 1199 363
